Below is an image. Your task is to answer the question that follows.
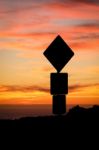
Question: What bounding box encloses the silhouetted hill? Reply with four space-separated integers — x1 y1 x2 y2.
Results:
0 105 99 129
0 105 99 147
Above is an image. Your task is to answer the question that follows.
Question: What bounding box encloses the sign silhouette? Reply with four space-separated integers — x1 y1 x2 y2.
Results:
43 35 74 114
50 73 68 95
43 35 74 72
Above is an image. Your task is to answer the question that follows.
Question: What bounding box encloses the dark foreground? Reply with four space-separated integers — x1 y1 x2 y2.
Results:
0 105 99 147
0 105 99 131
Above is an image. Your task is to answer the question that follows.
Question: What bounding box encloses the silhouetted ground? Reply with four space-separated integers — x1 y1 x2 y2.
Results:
0 105 99 147
0 105 99 129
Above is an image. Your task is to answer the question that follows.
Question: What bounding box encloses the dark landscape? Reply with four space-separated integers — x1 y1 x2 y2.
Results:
0 105 99 147
0 105 99 131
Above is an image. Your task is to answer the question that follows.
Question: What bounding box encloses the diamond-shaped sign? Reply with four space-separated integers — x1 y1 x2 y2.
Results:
43 35 74 72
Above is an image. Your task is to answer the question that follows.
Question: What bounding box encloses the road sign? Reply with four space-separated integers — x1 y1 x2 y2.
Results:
43 35 74 115
50 73 68 95
43 35 74 72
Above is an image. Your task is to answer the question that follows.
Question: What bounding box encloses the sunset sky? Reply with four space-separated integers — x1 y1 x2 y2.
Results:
0 0 99 106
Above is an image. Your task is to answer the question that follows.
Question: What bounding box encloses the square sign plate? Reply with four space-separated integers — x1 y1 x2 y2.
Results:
50 73 68 95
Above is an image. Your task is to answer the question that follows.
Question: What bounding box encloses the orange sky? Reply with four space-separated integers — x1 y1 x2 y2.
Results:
0 0 99 105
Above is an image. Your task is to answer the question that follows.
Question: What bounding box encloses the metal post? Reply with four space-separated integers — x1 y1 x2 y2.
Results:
53 95 66 114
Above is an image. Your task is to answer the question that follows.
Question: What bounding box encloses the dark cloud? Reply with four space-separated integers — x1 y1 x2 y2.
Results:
0 0 99 15
0 85 49 93
75 33 99 40
0 84 99 93
74 0 99 4
59 0 99 5
0 6 33 14
79 23 99 28
72 22 99 40
69 83 99 92
0 0 45 15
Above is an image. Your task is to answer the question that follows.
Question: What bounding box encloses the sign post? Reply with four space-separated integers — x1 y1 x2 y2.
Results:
43 35 74 114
